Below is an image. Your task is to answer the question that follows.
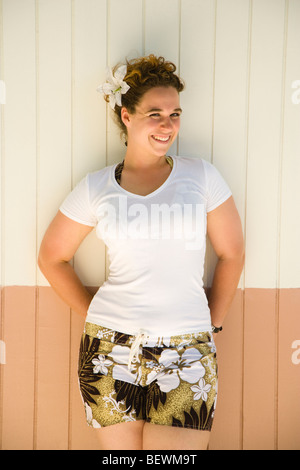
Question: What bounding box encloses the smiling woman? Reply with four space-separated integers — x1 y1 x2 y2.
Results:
38 54 244 450
101 55 185 145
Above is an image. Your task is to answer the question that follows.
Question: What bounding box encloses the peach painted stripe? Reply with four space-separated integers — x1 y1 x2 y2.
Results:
0 286 299 450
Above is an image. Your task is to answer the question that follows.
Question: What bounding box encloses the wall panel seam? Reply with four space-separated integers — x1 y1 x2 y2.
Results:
105 0 110 281
142 0 145 55
34 0 40 450
242 0 253 449
177 0 182 157
0 0 4 450
71 0 75 191
35 0 40 288
0 0 5 288
69 0 75 449
275 0 290 449
276 0 289 291
210 0 217 165
242 0 253 293
68 307 72 450
33 285 39 450
0 287 4 450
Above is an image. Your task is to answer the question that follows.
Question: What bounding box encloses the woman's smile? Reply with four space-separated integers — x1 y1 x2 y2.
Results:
151 134 172 143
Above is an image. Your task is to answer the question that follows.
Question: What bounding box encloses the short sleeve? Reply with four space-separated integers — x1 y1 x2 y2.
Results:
59 174 97 226
203 160 232 212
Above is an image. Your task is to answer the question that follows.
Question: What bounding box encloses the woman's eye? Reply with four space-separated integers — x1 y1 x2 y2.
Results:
149 113 181 118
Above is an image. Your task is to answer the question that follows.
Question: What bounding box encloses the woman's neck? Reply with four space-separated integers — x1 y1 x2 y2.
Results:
123 152 167 171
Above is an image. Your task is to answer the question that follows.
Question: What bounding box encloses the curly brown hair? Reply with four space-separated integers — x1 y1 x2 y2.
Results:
103 54 185 141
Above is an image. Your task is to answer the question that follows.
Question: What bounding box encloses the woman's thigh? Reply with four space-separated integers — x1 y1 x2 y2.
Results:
94 420 145 450
143 423 210 450
94 421 210 450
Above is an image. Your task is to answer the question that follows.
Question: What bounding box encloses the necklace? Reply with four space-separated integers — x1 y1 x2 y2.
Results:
115 156 173 185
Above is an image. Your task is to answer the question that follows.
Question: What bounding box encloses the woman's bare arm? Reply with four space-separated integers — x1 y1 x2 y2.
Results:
38 211 95 317
207 196 245 328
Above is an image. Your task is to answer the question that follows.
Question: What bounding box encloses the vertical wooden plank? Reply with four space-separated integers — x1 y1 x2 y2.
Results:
179 0 216 159
180 0 217 289
72 0 107 180
1 287 36 450
35 0 72 449
36 0 72 287
0 0 5 449
109 0 143 66
144 0 180 63
278 289 300 450
0 286 3 450
277 2 300 449
35 287 70 450
69 0 107 450
243 289 277 449
279 0 300 289
244 0 286 289
212 0 249 227
0 0 3 290
207 0 250 288
71 0 107 289
209 289 244 450
2 0 37 286
107 0 144 167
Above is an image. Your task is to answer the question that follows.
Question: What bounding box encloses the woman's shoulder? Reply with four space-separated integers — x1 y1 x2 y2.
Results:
84 163 115 186
174 155 221 175
173 155 208 174
173 155 207 166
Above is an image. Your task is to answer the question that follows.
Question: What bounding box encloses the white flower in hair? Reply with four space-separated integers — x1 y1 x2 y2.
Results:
97 64 130 109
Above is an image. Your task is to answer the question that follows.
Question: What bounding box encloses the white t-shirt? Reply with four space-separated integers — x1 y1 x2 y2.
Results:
60 156 231 337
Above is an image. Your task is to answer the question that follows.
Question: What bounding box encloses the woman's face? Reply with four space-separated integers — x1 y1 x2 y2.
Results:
122 86 182 158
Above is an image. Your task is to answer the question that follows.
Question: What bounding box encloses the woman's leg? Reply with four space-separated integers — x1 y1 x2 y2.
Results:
142 423 210 450
94 420 145 450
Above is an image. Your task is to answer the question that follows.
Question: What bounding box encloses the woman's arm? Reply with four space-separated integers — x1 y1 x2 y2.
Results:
206 196 245 328
38 211 95 317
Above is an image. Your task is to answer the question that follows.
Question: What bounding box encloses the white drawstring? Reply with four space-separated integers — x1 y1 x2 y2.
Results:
128 330 148 370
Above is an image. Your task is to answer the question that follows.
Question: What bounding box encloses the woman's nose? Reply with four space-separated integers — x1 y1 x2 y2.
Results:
160 116 173 130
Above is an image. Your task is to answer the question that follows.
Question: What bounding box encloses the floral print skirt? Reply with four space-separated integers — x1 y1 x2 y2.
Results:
78 322 218 431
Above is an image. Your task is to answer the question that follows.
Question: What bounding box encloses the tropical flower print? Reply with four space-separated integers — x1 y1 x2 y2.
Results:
92 354 113 375
84 402 101 428
146 347 206 393
191 378 212 402
78 323 218 431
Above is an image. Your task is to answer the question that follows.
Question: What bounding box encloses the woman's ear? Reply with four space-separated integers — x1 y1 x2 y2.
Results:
121 107 131 129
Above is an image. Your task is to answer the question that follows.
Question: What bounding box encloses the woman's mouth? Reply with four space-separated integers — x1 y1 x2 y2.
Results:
152 135 171 143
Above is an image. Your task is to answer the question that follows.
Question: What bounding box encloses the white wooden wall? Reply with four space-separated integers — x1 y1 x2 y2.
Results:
1 0 300 451
0 0 299 290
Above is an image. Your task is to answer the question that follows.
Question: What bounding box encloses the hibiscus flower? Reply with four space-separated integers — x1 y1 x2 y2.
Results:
147 348 206 393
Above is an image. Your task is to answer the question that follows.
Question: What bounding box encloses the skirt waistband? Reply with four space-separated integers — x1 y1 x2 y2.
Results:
84 322 213 349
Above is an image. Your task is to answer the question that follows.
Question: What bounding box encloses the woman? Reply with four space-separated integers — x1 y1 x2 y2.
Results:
38 55 244 450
